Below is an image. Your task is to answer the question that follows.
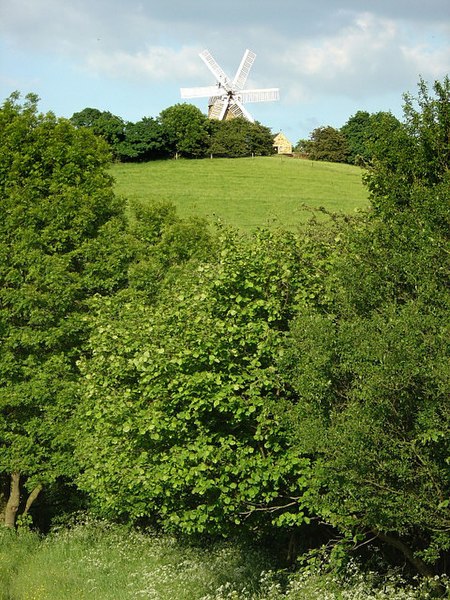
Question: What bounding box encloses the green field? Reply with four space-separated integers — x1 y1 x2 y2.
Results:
111 156 369 230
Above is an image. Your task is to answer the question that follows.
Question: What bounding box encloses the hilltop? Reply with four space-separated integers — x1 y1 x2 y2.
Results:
111 156 368 230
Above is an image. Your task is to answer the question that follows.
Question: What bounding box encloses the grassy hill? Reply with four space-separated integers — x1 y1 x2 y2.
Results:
110 156 369 231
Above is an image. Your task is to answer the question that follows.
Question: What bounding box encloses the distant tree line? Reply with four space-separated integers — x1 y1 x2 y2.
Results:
295 110 404 165
70 103 275 161
71 101 407 167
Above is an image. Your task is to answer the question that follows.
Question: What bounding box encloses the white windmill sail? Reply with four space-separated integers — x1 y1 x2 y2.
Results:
180 85 220 99
180 49 279 122
228 99 254 122
239 88 280 103
199 49 232 91
233 49 256 90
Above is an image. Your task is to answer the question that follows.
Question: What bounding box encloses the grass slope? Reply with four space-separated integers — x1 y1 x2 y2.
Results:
111 157 368 231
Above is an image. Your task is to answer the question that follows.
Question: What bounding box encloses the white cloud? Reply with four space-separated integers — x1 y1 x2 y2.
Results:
277 13 449 103
283 14 398 78
401 42 450 79
84 45 207 82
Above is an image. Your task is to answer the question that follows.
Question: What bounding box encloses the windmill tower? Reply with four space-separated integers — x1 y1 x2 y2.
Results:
181 49 279 123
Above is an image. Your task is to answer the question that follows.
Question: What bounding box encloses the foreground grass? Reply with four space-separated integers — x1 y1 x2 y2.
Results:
1 522 447 599
111 157 368 231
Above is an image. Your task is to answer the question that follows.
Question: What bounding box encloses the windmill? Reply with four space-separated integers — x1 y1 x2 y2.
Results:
180 49 279 123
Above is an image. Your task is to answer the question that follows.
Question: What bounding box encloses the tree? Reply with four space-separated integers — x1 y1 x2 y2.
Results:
293 139 310 155
279 78 450 576
69 107 103 128
74 228 314 537
340 110 372 164
0 93 130 527
305 126 350 163
209 118 275 158
117 117 168 162
70 107 126 158
341 110 402 166
364 76 450 215
125 200 215 296
402 76 450 187
159 104 210 158
245 121 276 156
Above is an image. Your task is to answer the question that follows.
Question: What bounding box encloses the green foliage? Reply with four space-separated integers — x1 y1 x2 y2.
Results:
126 199 215 295
70 107 126 158
284 297 450 565
0 93 129 513
70 103 276 161
116 117 168 162
303 126 350 163
293 138 310 154
364 76 450 214
69 107 103 128
279 78 450 573
159 103 210 158
209 118 275 158
74 228 316 534
340 110 403 166
402 76 450 186
340 110 373 163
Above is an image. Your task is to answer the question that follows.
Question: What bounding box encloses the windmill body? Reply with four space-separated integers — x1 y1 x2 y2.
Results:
181 49 279 123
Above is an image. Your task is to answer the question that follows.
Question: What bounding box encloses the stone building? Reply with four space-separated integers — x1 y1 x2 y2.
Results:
273 132 293 154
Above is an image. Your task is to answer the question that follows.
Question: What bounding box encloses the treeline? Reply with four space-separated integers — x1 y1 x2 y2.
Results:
296 110 406 165
0 78 449 586
70 103 275 161
72 100 409 168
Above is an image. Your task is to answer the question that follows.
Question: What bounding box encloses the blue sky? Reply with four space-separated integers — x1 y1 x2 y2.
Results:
1 0 449 143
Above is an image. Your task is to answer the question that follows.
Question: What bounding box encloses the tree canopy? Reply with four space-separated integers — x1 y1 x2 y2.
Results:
159 103 211 159
279 77 450 575
70 104 276 161
74 227 313 534
209 118 275 158
300 126 350 163
0 93 130 526
70 107 126 158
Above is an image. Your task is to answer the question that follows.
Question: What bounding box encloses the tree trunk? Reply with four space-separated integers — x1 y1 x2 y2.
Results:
4 472 20 528
22 484 43 518
287 530 298 565
375 531 434 578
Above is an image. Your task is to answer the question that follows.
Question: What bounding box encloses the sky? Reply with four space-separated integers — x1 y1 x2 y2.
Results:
1 0 449 142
